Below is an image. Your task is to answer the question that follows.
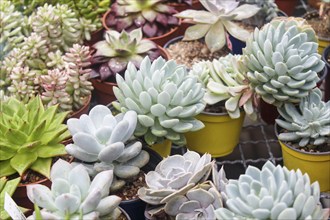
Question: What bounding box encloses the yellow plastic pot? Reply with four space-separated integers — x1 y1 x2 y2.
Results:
185 111 245 157
279 140 330 192
150 139 172 157
318 37 330 55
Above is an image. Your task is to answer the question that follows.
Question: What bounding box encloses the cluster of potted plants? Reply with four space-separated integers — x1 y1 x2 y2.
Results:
1 0 329 219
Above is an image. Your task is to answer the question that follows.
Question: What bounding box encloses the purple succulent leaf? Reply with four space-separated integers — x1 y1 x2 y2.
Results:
156 13 168 26
125 24 140 33
108 58 128 74
134 15 146 27
116 17 133 31
111 3 126 16
142 10 158 23
154 3 172 13
130 55 144 68
106 13 118 27
167 16 179 26
147 49 161 62
90 68 100 79
91 56 111 64
99 63 115 81
142 22 158 37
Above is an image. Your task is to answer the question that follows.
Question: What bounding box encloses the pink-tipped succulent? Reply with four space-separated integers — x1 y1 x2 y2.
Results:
92 28 160 81
105 0 179 38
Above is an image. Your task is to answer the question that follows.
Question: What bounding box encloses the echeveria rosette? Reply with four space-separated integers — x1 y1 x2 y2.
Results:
164 181 223 220
66 105 149 191
190 54 257 120
174 0 260 52
0 96 70 179
92 28 160 81
106 0 179 38
138 151 213 208
214 161 329 220
27 159 122 220
112 56 206 146
276 88 330 148
243 17 325 107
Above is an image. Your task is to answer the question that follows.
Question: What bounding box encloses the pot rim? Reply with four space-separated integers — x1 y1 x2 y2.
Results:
274 119 330 156
322 45 330 69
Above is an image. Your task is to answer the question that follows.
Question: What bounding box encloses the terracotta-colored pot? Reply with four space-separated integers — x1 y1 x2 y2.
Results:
275 0 298 16
167 0 203 12
101 9 181 47
68 94 91 119
91 46 169 105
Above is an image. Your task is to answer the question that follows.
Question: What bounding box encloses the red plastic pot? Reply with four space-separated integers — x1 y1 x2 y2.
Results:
68 94 91 119
275 0 298 16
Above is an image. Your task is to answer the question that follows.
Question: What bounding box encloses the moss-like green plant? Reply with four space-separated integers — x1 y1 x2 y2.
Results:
0 96 70 178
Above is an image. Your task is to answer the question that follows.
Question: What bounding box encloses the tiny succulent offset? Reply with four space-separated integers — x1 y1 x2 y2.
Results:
92 28 160 81
175 0 260 52
138 151 213 207
66 105 149 191
243 17 325 107
105 0 179 38
190 54 256 119
27 159 122 220
0 96 70 179
112 56 206 146
276 88 330 148
214 161 329 220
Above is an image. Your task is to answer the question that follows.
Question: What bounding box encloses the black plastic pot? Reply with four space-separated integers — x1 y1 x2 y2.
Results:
119 145 162 220
322 46 330 101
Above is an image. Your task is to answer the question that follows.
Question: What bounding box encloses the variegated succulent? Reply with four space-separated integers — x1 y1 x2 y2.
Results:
175 0 260 52
214 161 329 220
138 151 213 208
92 28 160 81
27 159 122 220
112 56 206 146
164 181 223 220
276 88 330 148
190 54 257 120
104 0 179 38
243 17 325 107
66 105 149 191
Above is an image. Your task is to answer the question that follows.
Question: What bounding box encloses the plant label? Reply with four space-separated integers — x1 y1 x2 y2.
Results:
4 193 26 220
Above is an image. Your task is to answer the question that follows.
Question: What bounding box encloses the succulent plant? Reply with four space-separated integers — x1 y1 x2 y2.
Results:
174 0 260 52
166 0 193 5
0 0 28 59
0 96 70 178
243 17 325 107
112 56 206 146
164 181 223 220
190 54 257 119
27 159 122 220
92 28 160 81
105 0 179 38
138 151 213 207
276 88 330 148
66 105 149 191
214 161 329 220
242 0 279 26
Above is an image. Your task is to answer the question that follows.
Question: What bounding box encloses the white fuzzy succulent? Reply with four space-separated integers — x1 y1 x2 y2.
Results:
175 0 260 52
112 56 206 146
27 159 122 220
66 105 149 191
276 88 330 148
214 161 329 220
243 17 325 107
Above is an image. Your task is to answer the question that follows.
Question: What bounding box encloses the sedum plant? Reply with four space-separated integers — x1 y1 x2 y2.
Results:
190 54 257 120
27 159 122 220
112 56 206 146
105 0 179 38
164 181 223 220
0 96 70 179
138 151 213 209
174 0 260 52
243 17 325 107
214 161 329 220
66 105 149 191
92 28 160 81
276 88 330 148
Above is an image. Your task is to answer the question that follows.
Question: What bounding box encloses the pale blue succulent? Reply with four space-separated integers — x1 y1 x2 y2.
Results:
214 161 328 220
27 159 122 220
112 56 206 146
66 105 149 191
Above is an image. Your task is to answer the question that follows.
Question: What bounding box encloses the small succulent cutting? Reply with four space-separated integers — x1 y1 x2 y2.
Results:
105 0 179 38
112 56 206 146
276 88 330 148
0 96 70 179
66 105 149 191
214 161 329 220
243 17 325 107
92 28 160 81
27 159 122 220
175 0 260 52
190 54 257 119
